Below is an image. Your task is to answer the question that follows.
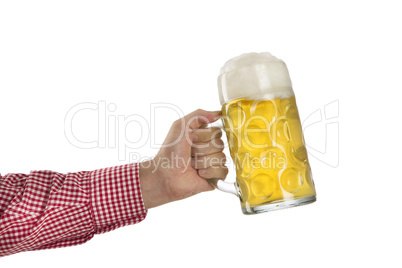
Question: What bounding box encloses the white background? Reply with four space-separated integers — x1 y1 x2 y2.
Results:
1 0 401 267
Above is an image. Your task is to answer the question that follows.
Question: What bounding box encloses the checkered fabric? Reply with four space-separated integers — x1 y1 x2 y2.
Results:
0 163 147 257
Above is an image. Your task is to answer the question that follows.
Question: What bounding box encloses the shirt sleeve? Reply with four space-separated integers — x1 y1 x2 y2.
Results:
0 163 147 257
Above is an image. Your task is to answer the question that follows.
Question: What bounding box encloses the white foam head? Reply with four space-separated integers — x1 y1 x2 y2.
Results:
218 52 294 105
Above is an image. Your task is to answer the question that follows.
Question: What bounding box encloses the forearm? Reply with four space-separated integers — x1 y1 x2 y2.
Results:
0 164 147 257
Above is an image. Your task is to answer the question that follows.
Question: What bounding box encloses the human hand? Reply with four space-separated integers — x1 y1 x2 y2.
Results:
139 109 228 209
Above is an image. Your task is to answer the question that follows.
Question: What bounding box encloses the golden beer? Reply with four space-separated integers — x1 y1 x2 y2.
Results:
216 52 316 214
222 95 316 212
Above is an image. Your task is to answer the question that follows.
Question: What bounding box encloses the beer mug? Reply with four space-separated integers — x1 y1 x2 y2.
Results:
210 52 316 214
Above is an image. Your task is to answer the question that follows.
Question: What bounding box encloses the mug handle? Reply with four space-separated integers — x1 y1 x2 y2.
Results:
206 120 240 197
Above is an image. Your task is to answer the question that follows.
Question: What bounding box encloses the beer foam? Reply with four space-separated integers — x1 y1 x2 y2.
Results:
218 52 294 105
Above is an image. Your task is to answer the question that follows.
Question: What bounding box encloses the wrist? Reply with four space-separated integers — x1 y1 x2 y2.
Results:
138 159 171 209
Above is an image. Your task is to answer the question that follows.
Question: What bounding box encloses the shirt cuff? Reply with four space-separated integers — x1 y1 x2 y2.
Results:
89 163 147 234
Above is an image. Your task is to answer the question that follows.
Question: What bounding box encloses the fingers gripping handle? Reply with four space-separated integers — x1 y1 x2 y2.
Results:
208 120 240 197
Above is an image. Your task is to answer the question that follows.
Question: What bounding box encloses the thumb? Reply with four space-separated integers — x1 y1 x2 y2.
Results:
185 109 221 130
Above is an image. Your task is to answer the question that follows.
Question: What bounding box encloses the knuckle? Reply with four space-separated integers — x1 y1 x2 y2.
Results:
213 128 222 137
214 138 224 148
173 118 183 127
195 108 204 114
216 166 228 179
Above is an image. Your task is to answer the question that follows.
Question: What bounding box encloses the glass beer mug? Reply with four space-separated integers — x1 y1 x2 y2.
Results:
210 52 316 214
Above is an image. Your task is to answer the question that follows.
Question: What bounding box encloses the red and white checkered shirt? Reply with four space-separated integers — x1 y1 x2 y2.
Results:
0 163 147 257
